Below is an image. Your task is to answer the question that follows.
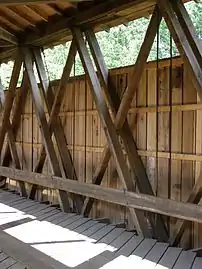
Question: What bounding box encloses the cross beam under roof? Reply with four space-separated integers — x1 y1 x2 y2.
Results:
0 0 89 5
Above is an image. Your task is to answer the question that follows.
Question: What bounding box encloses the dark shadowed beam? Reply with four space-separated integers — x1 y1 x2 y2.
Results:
72 27 152 237
157 0 202 99
84 23 168 241
32 48 83 212
29 41 76 202
2 166 202 224
23 48 71 212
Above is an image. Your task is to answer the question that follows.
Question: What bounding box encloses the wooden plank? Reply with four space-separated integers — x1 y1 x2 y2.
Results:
0 252 8 262
9 200 35 210
37 209 61 221
74 219 98 233
97 227 124 245
111 231 134 253
0 257 16 268
85 27 168 241
116 235 143 257
155 247 182 269
136 242 169 268
170 67 183 244
130 238 157 257
59 214 83 227
4 167 202 224
50 213 76 225
27 204 54 215
89 224 115 241
0 230 69 269
192 257 202 269
65 217 91 230
76 228 125 269
72 26 148 236
23 48 71 212
33 48 83 213
180 63 195 248
38 210 64 222
173 250 196 269
31 207 57 218
9 264 25 269
82 223 106 237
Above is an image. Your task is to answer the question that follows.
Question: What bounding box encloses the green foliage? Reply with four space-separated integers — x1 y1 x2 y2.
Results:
0 1 202 88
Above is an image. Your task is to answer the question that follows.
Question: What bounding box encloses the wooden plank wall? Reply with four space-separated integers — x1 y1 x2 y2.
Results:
4 56 202 248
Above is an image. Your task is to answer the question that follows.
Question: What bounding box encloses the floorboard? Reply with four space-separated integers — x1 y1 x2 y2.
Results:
0 190 199 269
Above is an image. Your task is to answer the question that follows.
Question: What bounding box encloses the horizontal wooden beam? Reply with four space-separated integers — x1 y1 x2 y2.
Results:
16 102 202 118
1 166 202 223
0 0 89 5
12 141 202 162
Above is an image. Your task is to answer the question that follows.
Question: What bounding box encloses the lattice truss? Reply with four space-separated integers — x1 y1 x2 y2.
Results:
0 0 201 246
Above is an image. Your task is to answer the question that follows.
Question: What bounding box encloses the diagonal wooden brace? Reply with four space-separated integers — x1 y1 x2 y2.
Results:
72 27 152 237
23 48 71 212
0 52 27 196
170 175 202 246
32 48 83 213
28 41 77 200
83 25 168 241
157 0 202 99
0 52 22 156
0 73 29 181
80 6 162 209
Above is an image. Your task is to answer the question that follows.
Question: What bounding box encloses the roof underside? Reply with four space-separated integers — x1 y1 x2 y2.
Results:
0 0 189 61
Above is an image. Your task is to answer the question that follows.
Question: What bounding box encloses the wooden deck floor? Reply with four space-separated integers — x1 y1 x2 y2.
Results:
0 190 200 269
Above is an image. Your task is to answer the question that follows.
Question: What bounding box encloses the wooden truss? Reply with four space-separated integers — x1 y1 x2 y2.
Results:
0 0 201 243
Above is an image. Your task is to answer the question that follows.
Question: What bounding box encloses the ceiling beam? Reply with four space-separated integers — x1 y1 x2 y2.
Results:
23 0 151 46
0 0 90 5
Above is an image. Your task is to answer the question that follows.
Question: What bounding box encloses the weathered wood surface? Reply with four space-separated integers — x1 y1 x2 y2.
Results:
0 189 199 269
2 56 200 247
2 166 202 226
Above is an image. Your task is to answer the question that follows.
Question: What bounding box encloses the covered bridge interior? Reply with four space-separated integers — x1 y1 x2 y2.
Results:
0 0 201 268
